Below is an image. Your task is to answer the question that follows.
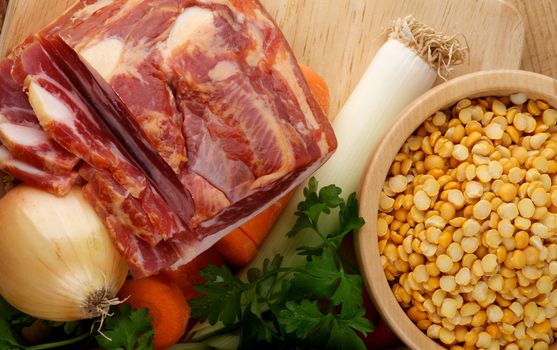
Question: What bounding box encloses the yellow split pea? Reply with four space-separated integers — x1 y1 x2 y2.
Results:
378 95 557 349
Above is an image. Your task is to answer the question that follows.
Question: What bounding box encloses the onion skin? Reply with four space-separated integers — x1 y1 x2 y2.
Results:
0 185 129 321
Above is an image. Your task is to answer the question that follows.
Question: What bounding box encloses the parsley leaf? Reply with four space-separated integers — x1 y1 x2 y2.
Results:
287 178 324 238
289 249 339 298
251 255 284 300
0 297 33 328
295 244 325 259
0 317 23 350
326 319 368 350
97 304 154 350
276 300 324 338
318 184 343 208
191 265 246 326
62 321 83 336
331 273 363 317
339 308 374 335
241 309 276 346
0 297 29 349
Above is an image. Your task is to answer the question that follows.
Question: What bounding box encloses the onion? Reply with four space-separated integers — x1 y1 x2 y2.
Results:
0 185 129 321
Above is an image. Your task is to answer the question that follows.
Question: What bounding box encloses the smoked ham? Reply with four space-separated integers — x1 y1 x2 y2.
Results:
0 0 337 277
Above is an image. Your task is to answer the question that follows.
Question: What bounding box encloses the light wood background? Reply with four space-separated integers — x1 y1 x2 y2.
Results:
0 0 6 32
0 1 556 115
508 0 557 79
0 0 555 347
0 0 530 118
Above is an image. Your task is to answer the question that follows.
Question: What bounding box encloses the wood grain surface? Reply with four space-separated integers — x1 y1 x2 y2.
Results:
0 1 553 348
0 0 524 118
0 0 6 33
263 0 524 115
0 0 75 57
508 0 557 79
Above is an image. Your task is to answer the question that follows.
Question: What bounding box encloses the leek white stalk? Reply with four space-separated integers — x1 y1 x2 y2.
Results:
0 185 129 321
188 16 465 346
248 15 466 272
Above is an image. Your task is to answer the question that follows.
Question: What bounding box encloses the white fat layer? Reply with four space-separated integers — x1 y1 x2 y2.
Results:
0 146 44 175
0 124 49 146
161 7 214 60
80 38 124 81
208 61 239 81
28 82 75 126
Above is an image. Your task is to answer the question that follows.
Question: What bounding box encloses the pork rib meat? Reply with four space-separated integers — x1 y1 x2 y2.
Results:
3 0 337 277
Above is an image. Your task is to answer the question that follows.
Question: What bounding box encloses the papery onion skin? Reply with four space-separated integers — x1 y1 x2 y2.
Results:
0 185 129 321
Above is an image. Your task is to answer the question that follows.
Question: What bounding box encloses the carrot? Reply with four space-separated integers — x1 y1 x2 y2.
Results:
300 63 330 115
158 247 223 300
240 191 295 247
214 228 258 266
118 277 190 350
215 193 292 265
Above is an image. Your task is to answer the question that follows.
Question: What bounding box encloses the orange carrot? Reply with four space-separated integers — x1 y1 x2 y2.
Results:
118 277 190 350
158 247 223 300
300 63 330 115
240 191 295 247
214 228 258 266
215 193 291 265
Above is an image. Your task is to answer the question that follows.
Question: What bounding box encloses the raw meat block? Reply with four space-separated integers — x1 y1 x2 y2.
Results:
5 0 336 276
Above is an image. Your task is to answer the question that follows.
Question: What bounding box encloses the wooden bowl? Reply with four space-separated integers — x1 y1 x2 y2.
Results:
355 70 557 350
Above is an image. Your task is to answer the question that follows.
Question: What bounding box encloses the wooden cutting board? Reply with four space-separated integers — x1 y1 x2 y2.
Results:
0 0 524 117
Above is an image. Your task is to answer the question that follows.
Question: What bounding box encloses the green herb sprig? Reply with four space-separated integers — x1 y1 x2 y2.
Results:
190 178 372 349
0 297 154 350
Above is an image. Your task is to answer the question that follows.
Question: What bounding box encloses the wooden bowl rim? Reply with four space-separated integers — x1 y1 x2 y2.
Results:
355 69 557 350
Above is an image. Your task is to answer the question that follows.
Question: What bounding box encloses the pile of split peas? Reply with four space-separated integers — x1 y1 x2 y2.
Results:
378 93 557 350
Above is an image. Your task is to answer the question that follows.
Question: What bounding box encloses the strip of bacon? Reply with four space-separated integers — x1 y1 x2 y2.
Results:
0 58 79 193
0 146 78 195
0 123 79 174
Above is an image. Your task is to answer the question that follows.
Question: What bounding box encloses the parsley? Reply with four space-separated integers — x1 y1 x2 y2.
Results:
190 178 373 349
0 297 31 350
0 296 154 350
96 305 154 350
0 317 23 350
